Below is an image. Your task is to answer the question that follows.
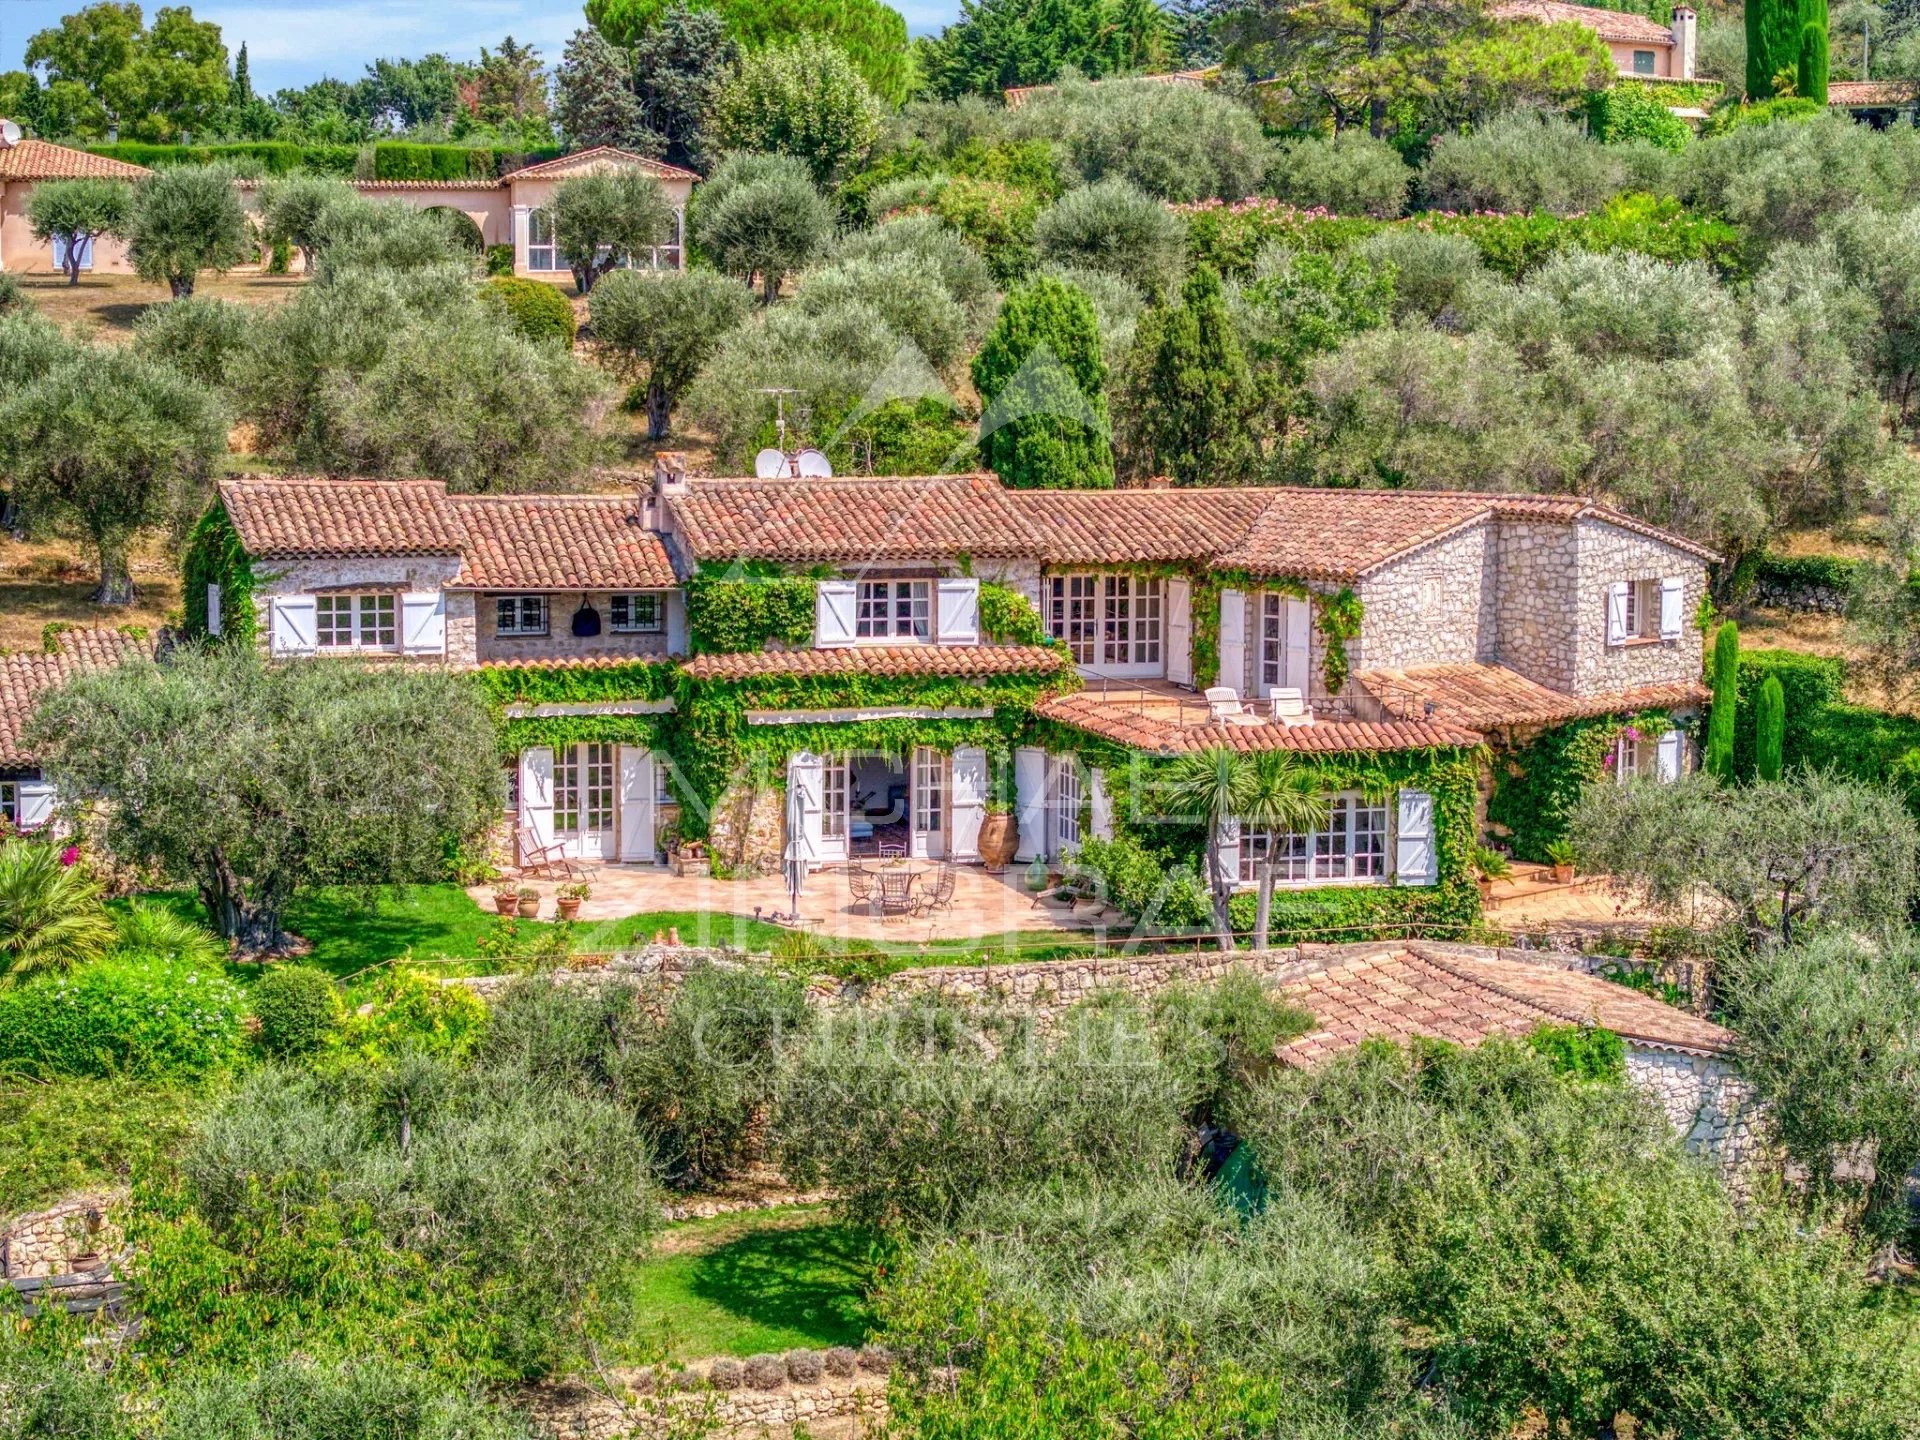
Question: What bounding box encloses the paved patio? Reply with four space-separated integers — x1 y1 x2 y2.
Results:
471 862 1119 944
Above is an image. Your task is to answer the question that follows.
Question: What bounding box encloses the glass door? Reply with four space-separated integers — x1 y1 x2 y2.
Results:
911 747 946 860
555 743 615 858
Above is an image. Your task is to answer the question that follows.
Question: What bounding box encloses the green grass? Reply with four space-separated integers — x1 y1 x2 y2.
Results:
0 1074 223 1212
621 1208 874 1361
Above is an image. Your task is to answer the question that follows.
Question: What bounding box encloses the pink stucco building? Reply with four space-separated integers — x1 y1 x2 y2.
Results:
1493 0 1699 80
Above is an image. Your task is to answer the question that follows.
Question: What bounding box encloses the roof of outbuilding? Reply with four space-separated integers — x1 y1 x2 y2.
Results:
504 145 700 184
0 630 152 766
1277 943 1733 1066
1355 664 1711 730
1031 689 1481 755
0 138 149 181
448 495 676 590
1828 80 1920 106
682 644 1072 682
218 476 465 558
1490 0 1674 45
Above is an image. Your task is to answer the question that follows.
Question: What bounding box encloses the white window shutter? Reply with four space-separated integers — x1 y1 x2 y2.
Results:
1395 789 1437 887
1218 588 1246 693
665 591 688 653
787 751 824 865
1165 579 1192 686
401 591 446 655
1656 728 1684 782
949 745 987 859
1213 816 1241 889
937 577 980 646
1014 746 1047 861
519 748 554 851
1089 767 1113 841
269 596 317 656
618 746 655 862
815 581 857 649
206 583 222 638
1284 596 1312 694
1659 577 1684 640
1605 582 1628 647
16 780 55 831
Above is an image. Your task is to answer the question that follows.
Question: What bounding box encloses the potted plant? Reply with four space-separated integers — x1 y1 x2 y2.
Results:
1544 838 1576 884
555 881 590 921
1472 845 1512 900
516 884 541 919
493 882 519 917
978 753 1019 869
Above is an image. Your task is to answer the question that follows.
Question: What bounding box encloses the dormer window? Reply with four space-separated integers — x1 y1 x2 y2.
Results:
611 593 664 633
496 595 548 636
856 580 931 640
316 593 396 650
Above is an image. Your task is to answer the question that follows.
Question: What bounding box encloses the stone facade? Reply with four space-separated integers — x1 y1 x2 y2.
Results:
1 1191 124 1279
1354 526 1498 676
247 555 465 658
1572 518 1706 695
474 590 682 666
1626 1048 1763 1170
706 781 786 878
529 1363 889 1439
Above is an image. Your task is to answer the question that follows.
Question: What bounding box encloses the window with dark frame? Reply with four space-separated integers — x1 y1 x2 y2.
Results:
496 595 548 636
610 593 664 633
1633 49 1657 73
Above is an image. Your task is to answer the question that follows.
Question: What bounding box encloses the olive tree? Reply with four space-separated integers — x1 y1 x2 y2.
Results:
1032 178 1186 296
690 151 832 303
257 172 358 276
588 266 749 438
25 177 131 285
29 649 503 949
547 169 676 294
122 163 250 298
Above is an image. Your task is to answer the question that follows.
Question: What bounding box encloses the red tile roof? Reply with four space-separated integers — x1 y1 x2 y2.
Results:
670 475 1034 563
1004 68 1213 108
682 644 1071 682
504 145 699 184
1355 664 1710 730
449 495 676 590
219 476 464 558
0 139 149 181
1033 690 1480 755
1828 80 1920 106
1277 943 1732 1066
1001 488 1275 564
0 630 152 766
1491 0 1674 46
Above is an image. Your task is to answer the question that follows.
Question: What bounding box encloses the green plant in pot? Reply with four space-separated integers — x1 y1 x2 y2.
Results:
555 881 591 920
493 881 519 917
978 750 1020 869
1544 838 1577 884
516 884 540 919
1472 845 1512 896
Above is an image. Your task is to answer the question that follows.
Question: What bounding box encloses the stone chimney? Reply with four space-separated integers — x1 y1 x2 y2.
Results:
648 451 689 534
1670 6 1697 80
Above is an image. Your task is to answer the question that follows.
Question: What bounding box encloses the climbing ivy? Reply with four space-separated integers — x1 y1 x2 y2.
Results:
683 566 818 655
1485 709 1675 862
979 582 1054 647
1190 569 1364 695
181 503 259 645
473 659 680 708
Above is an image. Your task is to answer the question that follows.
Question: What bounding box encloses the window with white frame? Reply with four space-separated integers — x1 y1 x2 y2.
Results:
496 595 548 636
1621 578 1661 640
503 757 519 814
556 743 614 836
315 593 396 650
1054 759 1081 851
856 580 931 639
913 748 944 833
822 758 848 841
1238 793 1389 885
1615 731 1648 781
611 593 663 633
1047 574 1161 667
1259 592 1310 691
528 208 558 271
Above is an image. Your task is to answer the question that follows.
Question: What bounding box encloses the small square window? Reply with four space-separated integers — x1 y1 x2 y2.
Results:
611 593 663 633
1633 49 1657 74
496 595 548 636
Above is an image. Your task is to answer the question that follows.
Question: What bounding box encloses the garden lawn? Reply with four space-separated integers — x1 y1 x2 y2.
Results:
622 1207 873 1361
0 1075 222 1213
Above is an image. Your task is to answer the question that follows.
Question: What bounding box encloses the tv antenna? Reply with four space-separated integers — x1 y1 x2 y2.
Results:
758 387 798 455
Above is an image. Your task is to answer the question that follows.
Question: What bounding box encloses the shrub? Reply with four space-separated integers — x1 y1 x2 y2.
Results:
483 276 577 348
1032 178 1185 295
0 272 31 316
485 243 514 277
707 1357 743 1390
832 215 997 320
251 965 343 1060
110 902 225 967
1588 83 1692 152
743 1353 787 1390
0 842 115 986
823 1346 858 1378
1269 132 1411 218
153 1356 543 1439
1422 109 1629 216
0 952 246 1079
1355 227 1487 322
337 966 487 1061
131 294 252 388
795 253 968 369
1525 1023 1626 1083
786 1349 824 1384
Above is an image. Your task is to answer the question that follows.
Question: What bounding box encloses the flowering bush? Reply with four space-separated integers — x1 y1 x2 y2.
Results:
0 952 246 1078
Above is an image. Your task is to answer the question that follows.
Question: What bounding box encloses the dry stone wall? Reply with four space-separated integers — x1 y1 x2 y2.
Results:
1627 1048 1762 1170
1495 519 1581 692
1 1191 124 1279
1355 526 1497 675
529 1348 892 1439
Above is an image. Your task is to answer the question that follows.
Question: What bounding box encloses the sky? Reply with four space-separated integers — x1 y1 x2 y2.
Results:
1 0 960 93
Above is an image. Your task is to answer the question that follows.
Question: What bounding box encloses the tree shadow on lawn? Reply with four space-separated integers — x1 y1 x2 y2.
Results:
684 1222 874 1351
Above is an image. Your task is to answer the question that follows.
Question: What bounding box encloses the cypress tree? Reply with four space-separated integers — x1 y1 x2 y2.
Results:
972 276 1115 489
1756 673 1786 782
1747 0 1807 98
1136 265 1255 485
1798 0 1830 105
1705 621 1740 779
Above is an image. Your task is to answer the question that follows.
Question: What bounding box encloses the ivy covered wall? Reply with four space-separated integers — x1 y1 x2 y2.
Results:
1486 709 1676 861
181 504 258 645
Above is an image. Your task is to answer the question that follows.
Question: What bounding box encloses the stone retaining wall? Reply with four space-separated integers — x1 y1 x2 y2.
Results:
0 1191 124 1279
529 1347 892 1439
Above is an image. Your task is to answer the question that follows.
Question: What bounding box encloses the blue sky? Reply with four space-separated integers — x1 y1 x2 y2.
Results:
2 1 959 92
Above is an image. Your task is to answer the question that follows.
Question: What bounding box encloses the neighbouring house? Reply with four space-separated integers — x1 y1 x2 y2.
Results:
182 461 1712 929
1493 0 1699 79
1828 79 1920 127
1003 68 1215 108
0 131 696 279
0 629 152 831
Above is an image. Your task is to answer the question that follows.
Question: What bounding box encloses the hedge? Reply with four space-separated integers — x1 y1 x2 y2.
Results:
83 140 358 175
79 141 566 181
1748 553 1860 612
1732 649 1920 809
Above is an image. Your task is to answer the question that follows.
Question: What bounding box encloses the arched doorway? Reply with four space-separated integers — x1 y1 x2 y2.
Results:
424 206 485 255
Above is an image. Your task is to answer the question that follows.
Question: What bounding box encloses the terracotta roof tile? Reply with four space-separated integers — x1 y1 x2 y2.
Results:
1355 664 1710 730
1215 489 1494 580
504 145 699 184
449 496 676 590
670 475 1032 563
1491 0 1674 45
0 139 149 181
1828 80 1920 106
0 630 152 766
1276 944 1731 1067
219 476 462 558
682 644 1071 682
1033 689 1480 754
1001 489 1276 564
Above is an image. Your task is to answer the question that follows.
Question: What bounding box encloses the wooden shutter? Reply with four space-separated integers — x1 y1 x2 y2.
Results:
1218 588 1246 693
787 751 824 865
206 583 222 638
937 577 980 646
1014 746 1047 861
1283 596 1312 694
401 591 446 655
949 745 987 860
519 748 555 849
618 746 656 862
270 596 317 656
1089 767 1114 841
1605 582 1629 647
1395 789 1437 887
1659 577 1685 640
16 779 54 832
665 591 688 653
1165 578 1192 686
815 581 857 648
1656 728 1683 782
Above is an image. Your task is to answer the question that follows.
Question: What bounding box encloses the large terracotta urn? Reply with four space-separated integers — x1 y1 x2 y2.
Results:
978 811 1018 868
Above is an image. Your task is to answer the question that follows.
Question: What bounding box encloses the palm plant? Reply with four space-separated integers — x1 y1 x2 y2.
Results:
111 898 226 965
1163 748 1257 952
0 840 115 985
1241 752 1329 954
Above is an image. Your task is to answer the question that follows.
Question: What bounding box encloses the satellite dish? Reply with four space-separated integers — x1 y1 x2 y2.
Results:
0 120 21 148
753 447 788 479
794 448 834 478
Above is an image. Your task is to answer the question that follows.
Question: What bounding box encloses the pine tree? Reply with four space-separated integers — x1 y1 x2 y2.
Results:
230 42 252 106
555 27 653 153
1756 673 1786 782
1134 265 1255 484
972 276 1115 490
1705 621 1740 779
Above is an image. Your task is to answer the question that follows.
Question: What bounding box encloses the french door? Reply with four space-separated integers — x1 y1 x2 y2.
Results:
911 747 946 860
555 743 615 858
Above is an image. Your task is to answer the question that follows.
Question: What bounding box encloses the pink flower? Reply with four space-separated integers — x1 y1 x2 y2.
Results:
59 845 79 867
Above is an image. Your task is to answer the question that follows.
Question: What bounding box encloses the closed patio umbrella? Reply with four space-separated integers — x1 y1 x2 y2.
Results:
783 779 808 923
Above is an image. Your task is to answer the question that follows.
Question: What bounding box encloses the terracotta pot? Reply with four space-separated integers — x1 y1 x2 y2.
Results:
516 896 540 918
1476 879 1494 901
556 898 582 921
1551 863 1575 884
494 895 517 916
978 812 1018 868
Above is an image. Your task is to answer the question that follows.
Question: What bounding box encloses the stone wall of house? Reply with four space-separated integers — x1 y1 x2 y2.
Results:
474 591 681 665
1354 525 1497 676
246 555 467 657
706 781 786 878
1495 519 1581 692
980 557 1045 616
1 1191 124 1279
528 1350 892 1440
1573 519 1708 696
1626 1048 1762 1172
